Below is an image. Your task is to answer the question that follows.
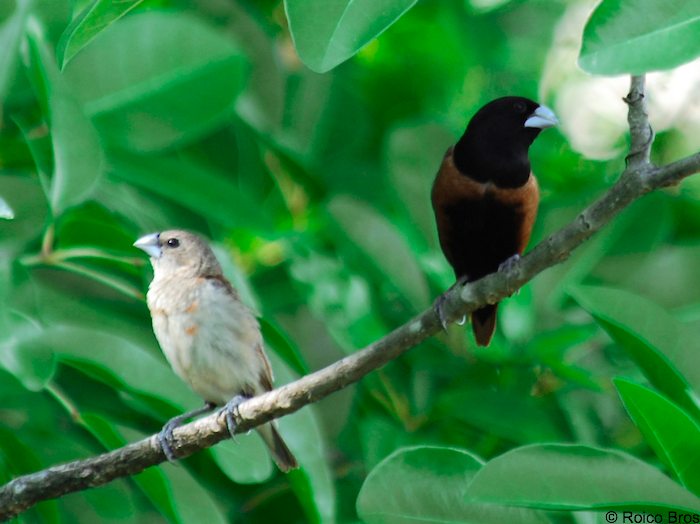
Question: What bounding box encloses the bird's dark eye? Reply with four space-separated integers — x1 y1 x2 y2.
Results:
514 101 527 113
166 238 180 248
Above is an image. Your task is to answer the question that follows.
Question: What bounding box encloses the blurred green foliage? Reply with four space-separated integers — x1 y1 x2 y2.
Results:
1 0 700 522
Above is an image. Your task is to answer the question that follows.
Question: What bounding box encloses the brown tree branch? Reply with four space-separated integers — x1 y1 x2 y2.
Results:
1 75 699 521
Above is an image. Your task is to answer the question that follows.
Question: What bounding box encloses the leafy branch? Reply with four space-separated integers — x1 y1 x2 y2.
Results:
1 75 699 521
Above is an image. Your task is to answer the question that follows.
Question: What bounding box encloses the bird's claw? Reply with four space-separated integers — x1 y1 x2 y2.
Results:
434 294 449 331
158 416 186 462
157 402 216 462
498 254 520 273
222 395 249 438
434 276 470 330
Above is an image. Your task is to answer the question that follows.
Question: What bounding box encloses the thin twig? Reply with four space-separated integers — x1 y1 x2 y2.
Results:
2 75 700 521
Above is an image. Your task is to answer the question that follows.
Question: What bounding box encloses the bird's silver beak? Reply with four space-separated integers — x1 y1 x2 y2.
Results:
133 233 162 259
524 104 558 129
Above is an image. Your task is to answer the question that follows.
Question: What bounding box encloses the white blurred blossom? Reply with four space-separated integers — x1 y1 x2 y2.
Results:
540 0 700 160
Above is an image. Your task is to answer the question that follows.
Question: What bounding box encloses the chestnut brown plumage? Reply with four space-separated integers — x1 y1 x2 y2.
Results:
431 97 557 346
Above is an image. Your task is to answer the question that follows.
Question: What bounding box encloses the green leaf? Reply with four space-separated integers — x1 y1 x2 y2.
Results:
42 324 198 409
284 0 418 73
465 444 700 512
56 0 144 68
615 378 700 497
11 112 53 188
25 19 103 215
438 387 567 444
78 414 180 522
271 353 336 523
270 353 336 524
385 123 453 249
117 426 228 524
0 312 55 391
569 285 700 417
328 196 430 309
63 11 248 151
0 426 60 523
357 446 550 524
0 175 49 250
209 435 273 485
164 462 228 524
108 152 271 231
579 0 700 74
212 243 262 316
0 0 28 102
260 318 309 376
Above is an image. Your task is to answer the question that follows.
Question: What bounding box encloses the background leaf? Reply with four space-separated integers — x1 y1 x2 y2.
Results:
358 446 550 524
568 285 700 418
328 196 430 309
615 378 700 497
0 0 28 102
284 0 418 73
56 0 145 68
465 444 700 512
579 0 700 74
25 20 103 215
62 11 248 152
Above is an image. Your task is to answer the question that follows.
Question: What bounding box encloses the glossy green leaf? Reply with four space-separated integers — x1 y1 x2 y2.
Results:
385 123 452 248
0 426 60 523
284 0 418 73
0 312 55 391
41 324 198 408
63 11 248 151
260 319 309 376
328 196 429 309
109 152 271 231
77 414 180 522
25 20 103 215
0 0 27 101
438 387 567 444
164 462 228 524
117 426 228 524
57 0 145 68
358 446 550 524
271 353 336 524
0 176 49 250
550 197 667 307
11 112 53 188
579 0 700 74
615 378 700 497
288 246 384 351
569 285 700 417
465 444 700 512
212 243 262 316
209 435 273 485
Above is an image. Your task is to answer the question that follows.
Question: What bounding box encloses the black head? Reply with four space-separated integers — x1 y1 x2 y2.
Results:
452 96 557 188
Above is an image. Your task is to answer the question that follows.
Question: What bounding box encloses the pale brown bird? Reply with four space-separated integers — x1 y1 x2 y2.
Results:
134 230 298 471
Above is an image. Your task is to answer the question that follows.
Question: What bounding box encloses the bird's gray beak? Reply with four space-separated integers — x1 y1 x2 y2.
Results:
524 104 558 129
133 233 162 259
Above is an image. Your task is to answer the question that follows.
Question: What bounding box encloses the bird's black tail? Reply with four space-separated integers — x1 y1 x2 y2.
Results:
471 304 498 346
258 423 299 472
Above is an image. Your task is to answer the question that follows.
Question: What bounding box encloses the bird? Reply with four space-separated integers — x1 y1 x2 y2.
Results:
133 230 298 471
431 96 558 346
